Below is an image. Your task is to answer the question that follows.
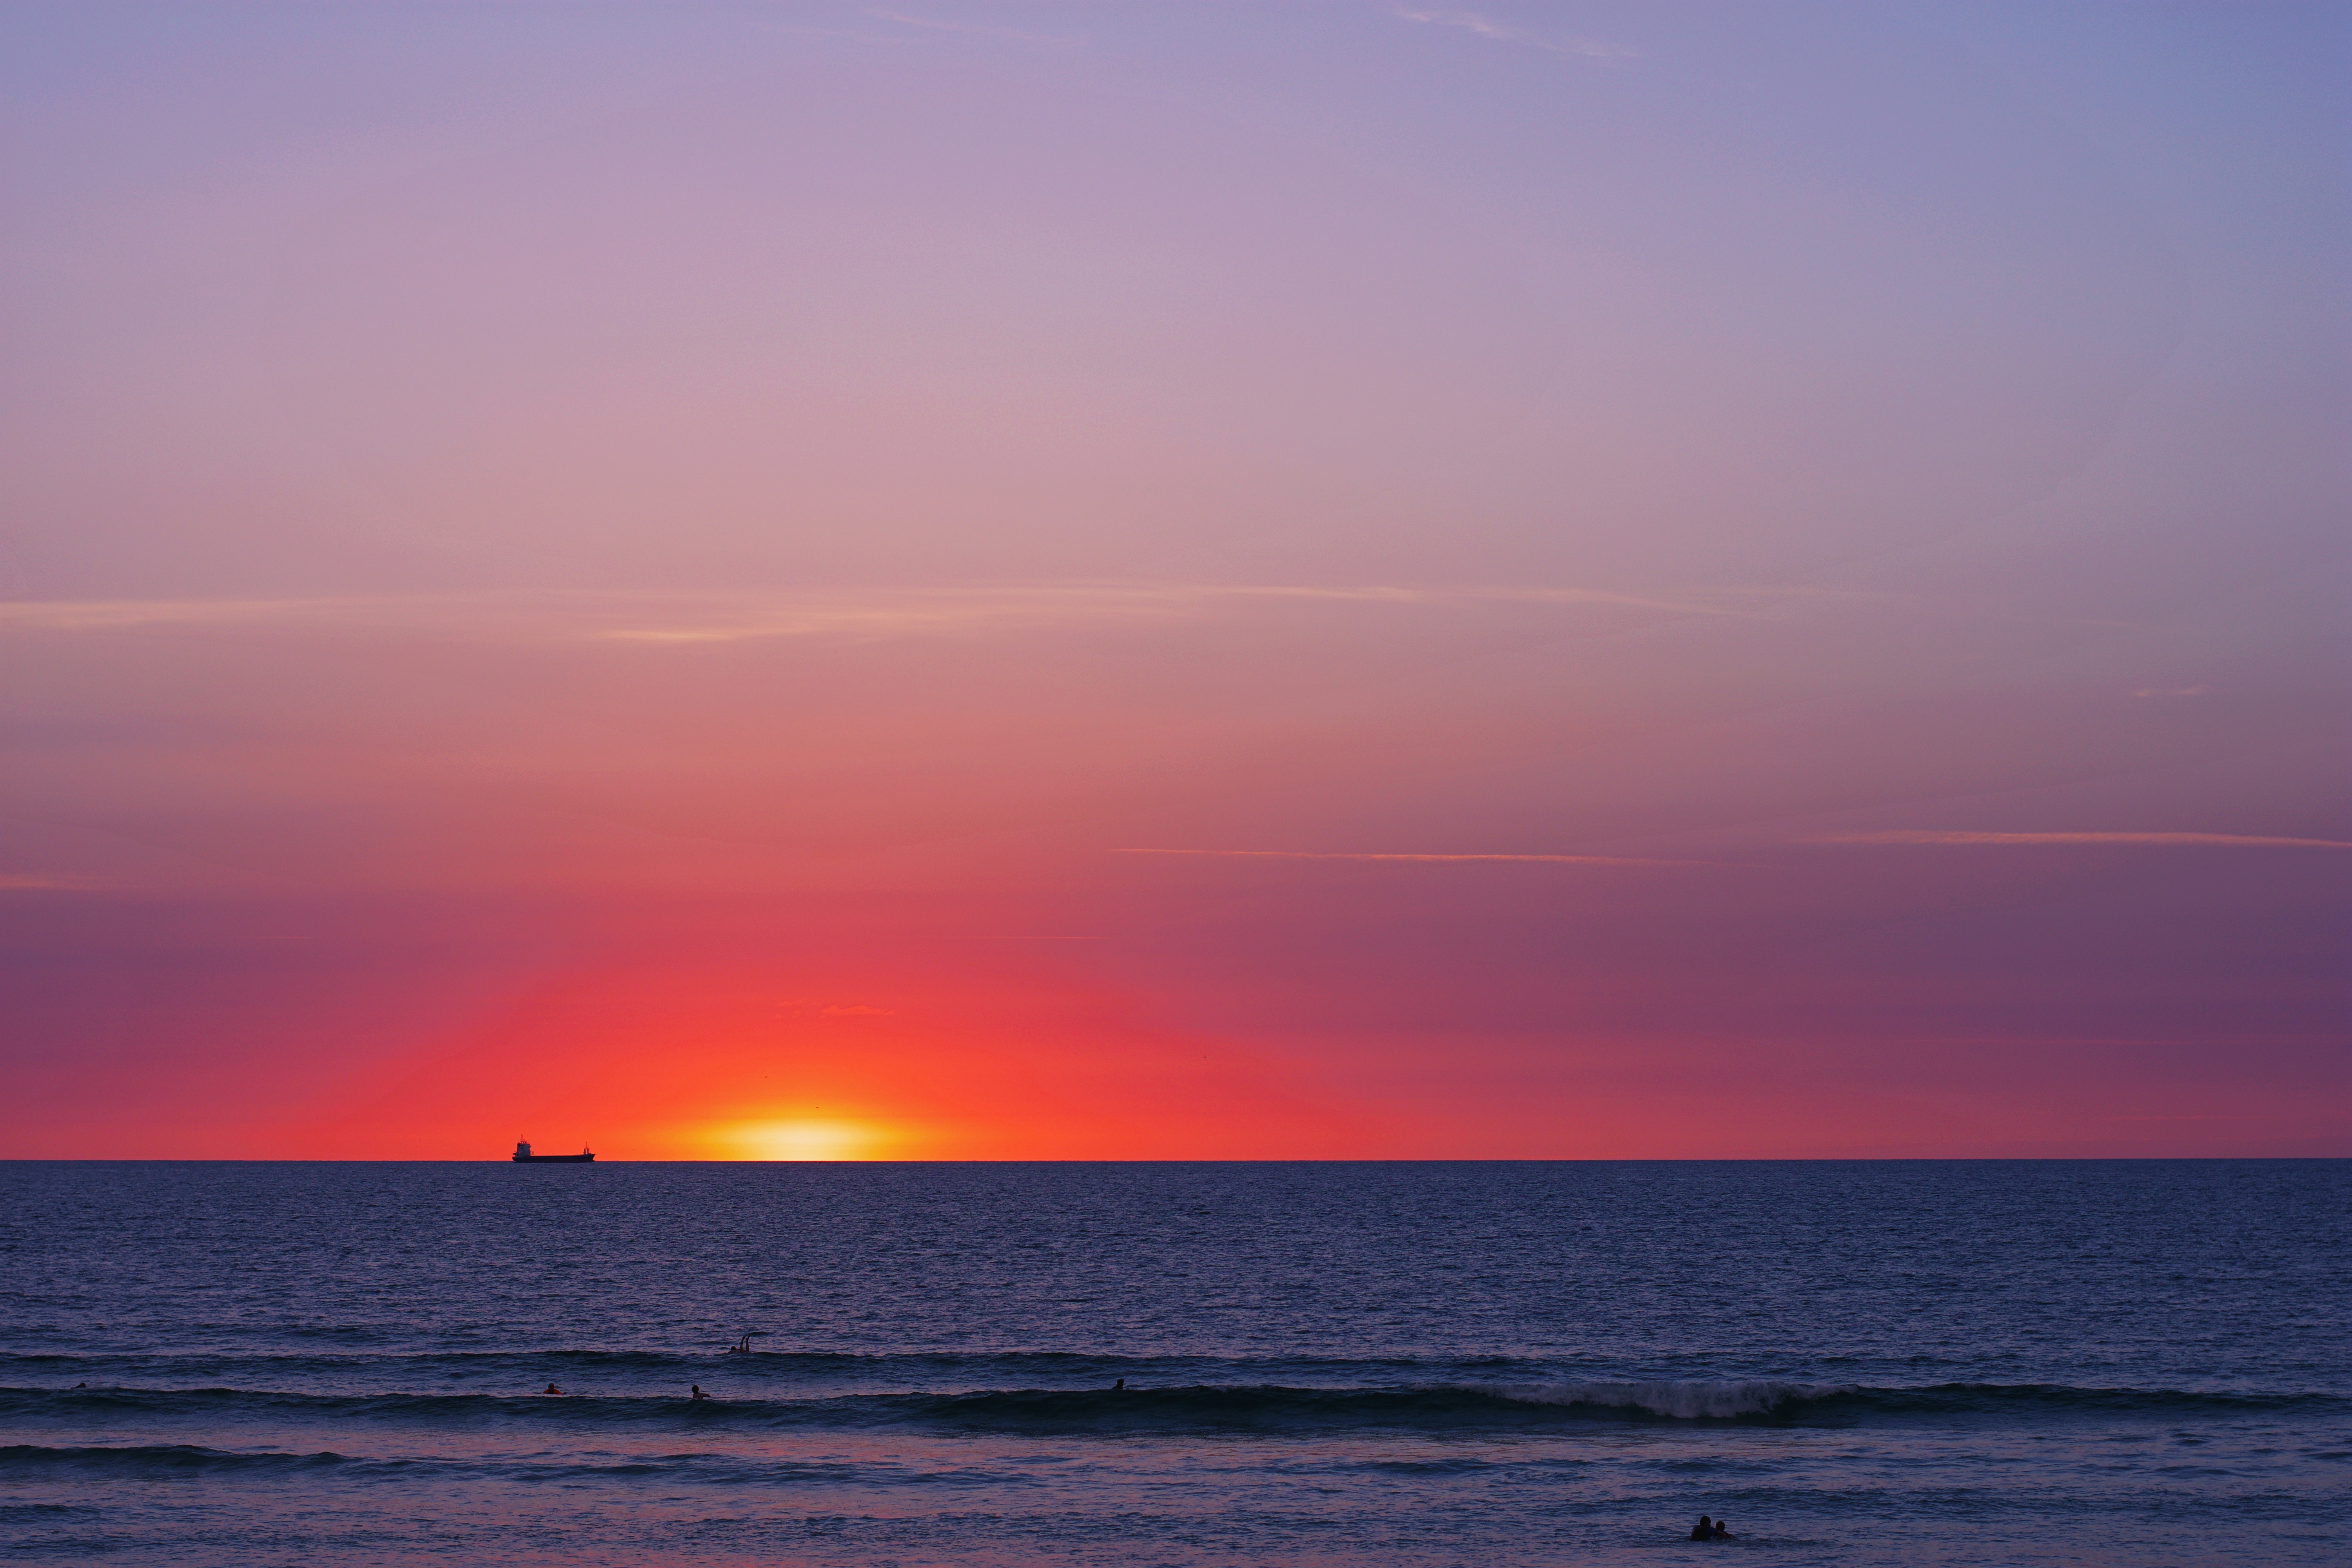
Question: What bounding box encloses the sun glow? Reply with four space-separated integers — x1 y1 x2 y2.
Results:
722 1118 889 1161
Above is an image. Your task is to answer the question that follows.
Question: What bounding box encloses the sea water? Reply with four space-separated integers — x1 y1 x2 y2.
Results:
0 1161 2344 1566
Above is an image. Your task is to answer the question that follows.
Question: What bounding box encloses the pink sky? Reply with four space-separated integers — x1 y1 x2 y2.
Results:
2 2 2345 1157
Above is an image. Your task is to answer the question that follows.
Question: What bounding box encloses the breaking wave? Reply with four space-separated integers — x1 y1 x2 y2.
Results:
0 1379 2336 1439
1498 1380 1840 1419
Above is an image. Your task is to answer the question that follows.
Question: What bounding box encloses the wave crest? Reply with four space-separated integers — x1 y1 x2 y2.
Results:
2 1380 2332 1438
1495 1379 1842 1418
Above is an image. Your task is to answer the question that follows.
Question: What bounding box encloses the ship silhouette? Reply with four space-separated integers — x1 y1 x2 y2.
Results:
511 1140 595 1163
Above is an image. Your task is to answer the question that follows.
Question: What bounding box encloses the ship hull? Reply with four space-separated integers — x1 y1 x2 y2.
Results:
512 1153 595 1162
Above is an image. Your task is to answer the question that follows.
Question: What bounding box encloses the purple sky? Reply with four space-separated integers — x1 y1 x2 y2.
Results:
2 2 2345 1157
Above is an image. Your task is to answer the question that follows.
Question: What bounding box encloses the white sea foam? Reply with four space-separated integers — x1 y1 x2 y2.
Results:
1491 1379 1849 1418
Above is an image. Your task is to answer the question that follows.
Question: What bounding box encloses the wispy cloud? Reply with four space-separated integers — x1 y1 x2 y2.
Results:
1393 7 1637 63
0 597 380 632
1113 848 1698 866
0 582 1737 644
864 8 1081 47
750 21 906 44
596 584 1728 643
1817 831 2352 850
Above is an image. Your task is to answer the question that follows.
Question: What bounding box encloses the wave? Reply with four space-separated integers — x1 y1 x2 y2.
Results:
1 1381 2337 1436
1495 1380 2348 1421
0 1350 1377 1375
0 1439 946 1495
1501 1380 1840 1419
0 1444 370 1478
1820 1383 2352 1417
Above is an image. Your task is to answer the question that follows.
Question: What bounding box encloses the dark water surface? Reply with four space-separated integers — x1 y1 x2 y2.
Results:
1 1161 2344 1566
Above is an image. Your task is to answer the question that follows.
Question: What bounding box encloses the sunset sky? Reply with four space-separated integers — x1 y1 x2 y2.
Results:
3 1 2345 1158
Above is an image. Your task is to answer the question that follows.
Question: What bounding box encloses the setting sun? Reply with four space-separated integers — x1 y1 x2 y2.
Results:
720 1118 890 1162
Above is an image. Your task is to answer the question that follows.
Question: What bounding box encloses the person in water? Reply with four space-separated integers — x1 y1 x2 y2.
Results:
690 1385 711 1400
1112 1378 1125 1391
1713 1519 1735 1539
1689 1515 1713 1541
542 1384 563 1395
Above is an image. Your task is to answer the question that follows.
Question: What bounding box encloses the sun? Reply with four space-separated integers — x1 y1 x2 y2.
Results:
720 1118 888 1161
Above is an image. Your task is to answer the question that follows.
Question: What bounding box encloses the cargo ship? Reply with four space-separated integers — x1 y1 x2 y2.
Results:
511 1140 595 1163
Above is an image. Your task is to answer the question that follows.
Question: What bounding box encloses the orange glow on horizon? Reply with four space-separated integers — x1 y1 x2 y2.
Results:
712 1117 902 1161
255 900 1413 1161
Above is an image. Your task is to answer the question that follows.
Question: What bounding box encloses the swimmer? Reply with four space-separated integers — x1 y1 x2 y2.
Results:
691 1384 711 1400
1112 1378 1125 1391
1712 1519 1735 1539
1689 1515 1713 1541
542 1383 563 1395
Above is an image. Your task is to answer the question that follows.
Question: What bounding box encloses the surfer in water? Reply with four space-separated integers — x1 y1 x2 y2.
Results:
542 1384 563 1395
1689 1515 1714 1540
1112 1378 1125 1391
690 1385 711 1400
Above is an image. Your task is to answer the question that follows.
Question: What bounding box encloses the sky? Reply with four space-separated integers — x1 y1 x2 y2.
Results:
2 0 2345 1159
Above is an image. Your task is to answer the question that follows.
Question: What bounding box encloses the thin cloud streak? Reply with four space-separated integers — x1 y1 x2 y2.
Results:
1392 7 1637 62
596 583 1720 644
1114 849 1699 866
864 8 1082 48
0 583 1739 642
0 597 388 632
1818 831 2352 850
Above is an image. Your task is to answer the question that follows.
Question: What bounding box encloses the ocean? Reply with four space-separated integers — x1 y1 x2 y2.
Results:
1 1161 2344 1566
